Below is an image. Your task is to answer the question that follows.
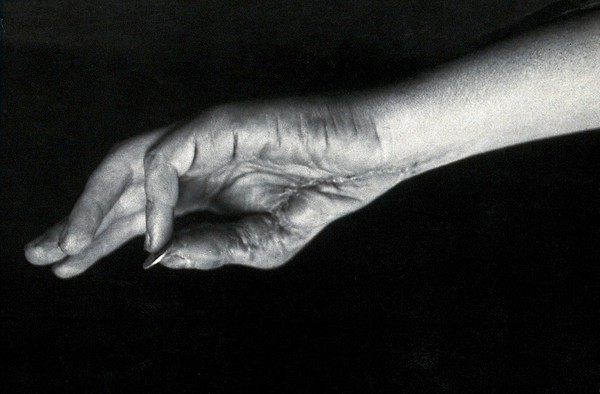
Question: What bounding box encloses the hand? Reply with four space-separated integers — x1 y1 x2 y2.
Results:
25 98 405 278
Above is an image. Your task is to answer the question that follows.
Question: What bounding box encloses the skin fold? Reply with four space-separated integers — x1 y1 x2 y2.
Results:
25 10 600 278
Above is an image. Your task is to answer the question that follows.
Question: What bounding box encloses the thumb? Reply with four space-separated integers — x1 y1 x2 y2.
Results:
142 182 369 270
143 213 317 270
142 187 346 270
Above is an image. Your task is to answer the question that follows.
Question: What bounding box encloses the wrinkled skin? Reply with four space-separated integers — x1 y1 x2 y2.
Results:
25 98 407 278
24 11 600 279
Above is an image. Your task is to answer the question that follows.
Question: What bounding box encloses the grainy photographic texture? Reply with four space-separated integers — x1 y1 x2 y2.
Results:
3 1 600 391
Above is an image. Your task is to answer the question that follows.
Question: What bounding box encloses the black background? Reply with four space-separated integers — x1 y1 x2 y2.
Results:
2 1 600 391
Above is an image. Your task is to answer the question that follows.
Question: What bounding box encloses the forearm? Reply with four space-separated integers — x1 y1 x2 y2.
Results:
359 9 600 175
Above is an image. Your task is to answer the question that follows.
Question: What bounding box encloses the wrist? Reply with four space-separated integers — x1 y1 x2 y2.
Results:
347 86 467 182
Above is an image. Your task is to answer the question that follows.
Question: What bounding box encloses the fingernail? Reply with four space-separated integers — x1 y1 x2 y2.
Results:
144 233 152 252
143 247 169 270
26 234 45 249
59 233 87 255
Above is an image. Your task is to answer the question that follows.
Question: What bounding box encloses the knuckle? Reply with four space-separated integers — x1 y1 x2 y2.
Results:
143 149 173 176
143 149 161 168
273 201 312 236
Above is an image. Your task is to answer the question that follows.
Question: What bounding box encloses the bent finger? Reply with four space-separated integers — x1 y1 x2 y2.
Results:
143 129 196 253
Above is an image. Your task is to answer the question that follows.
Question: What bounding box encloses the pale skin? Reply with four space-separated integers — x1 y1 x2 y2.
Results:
25 10 600 278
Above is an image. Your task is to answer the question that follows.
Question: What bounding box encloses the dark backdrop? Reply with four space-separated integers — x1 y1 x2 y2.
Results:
2 1 600 391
